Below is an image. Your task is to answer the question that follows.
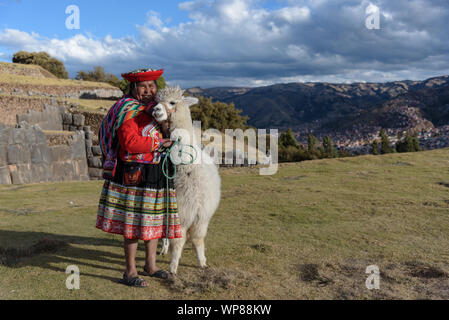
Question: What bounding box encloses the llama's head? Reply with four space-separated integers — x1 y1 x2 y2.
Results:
152 86 198 130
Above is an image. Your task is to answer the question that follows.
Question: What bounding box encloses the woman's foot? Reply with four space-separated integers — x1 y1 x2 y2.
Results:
143 265 172 279
119 272 148 287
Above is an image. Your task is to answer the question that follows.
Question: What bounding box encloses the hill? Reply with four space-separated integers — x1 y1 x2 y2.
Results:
0 61 59 79
1 148 448 299
0 62 121 126
187 76 449 132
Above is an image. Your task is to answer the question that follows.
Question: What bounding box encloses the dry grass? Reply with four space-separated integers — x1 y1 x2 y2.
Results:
0 148 448 299
0 62 57 79
0 73 115 88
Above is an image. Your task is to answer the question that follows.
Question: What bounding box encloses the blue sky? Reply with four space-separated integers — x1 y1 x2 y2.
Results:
1 0 449 88
0 0 193 38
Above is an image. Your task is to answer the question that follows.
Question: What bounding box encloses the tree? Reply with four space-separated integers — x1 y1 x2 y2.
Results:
12 51 68 79
190 96 250 131
371 140 379 155
322 135 336 158
412 132 421 151
395 131 421 153
380 129 392 154
307 133 320 159
280 129 299 148
76 66 121 88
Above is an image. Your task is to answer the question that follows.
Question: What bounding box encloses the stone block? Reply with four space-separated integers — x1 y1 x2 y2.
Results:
88 156 102 168
91 145 102 156
86 145 93 158
9 164 32 184
7 144 31 164
30 163 51 183
85 139 93 149
83 126 91 132
12 128 26 144
62 112 73 125
69 125 77 132
24 127 38 145
63 124 69 131
79 174 90 181
70 133 87 160
72 114 85 127
88 167 103 179
33 125 47 144
16 114 30 124
31 143 51 164
85 131 94 141
73 159 89 177
0 166 11 185
0 127 11 145
0 145 7 167
51 161 75 182
50 145 72 162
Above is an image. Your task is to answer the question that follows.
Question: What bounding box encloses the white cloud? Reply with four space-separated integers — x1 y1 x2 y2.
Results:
274 6 310 23
146 11 164 29
0 0 449 87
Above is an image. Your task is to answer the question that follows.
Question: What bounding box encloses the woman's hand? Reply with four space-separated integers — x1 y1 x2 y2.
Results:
160 138 174 148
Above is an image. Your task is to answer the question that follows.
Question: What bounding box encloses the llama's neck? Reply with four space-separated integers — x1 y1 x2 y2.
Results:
170 112 198 147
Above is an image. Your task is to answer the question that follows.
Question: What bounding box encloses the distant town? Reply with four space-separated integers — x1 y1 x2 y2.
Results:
293 103 449 155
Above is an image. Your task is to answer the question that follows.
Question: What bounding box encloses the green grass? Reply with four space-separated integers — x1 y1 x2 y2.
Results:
0 73 115 88
1 149 449 299
0 93 112 114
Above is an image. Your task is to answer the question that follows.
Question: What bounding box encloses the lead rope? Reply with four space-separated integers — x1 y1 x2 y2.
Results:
160 137 197 254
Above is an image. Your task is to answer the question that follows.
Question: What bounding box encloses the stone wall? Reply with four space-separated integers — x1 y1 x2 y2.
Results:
0 86 123 100
17 104 64 131
61 110 104 180
0 121 89 184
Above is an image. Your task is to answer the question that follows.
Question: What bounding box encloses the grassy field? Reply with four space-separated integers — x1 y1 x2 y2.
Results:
0 73 116 89
0 93 113 113
1 149 448 300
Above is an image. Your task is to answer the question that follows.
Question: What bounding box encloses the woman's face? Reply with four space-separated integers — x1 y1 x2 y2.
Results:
133 80 157 104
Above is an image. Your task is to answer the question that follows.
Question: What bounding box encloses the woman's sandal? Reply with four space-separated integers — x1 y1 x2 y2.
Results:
143 267 172 279
119 272 148 287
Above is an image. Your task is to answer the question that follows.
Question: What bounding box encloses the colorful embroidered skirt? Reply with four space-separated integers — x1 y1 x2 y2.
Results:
96 160 182 240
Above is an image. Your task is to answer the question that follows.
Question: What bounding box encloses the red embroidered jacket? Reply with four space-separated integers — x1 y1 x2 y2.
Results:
117 112 163 164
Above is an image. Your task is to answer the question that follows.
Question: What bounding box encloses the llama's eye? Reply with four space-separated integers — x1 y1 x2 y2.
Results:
170 102 176 105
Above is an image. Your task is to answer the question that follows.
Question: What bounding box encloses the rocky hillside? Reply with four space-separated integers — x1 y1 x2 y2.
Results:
187 76 449 132
0 62 120 126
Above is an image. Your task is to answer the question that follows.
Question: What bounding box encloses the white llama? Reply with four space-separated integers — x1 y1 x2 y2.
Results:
152 86 221 274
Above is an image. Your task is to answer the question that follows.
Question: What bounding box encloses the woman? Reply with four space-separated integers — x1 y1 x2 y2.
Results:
96 68 182 287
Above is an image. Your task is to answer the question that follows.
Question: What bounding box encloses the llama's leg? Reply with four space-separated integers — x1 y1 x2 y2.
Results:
191 222 209 268
169 227 188 274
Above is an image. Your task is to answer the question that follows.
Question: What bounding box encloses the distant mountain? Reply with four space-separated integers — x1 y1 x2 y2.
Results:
324 81 449 135
186 76 449 132
186 87 251 101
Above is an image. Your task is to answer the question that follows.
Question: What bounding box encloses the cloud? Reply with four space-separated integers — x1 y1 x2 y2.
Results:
1 0 449 88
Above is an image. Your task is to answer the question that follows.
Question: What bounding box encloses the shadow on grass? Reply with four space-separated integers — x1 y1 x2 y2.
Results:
0 230 126 283
0 230 198 284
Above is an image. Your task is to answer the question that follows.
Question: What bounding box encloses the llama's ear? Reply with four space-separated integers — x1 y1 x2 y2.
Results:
182 96 199 108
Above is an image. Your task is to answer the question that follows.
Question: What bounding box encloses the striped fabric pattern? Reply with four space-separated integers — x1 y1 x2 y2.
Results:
96 180 182 240
98 95 156 158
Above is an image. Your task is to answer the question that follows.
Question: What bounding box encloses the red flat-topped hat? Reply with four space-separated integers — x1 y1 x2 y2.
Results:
121 68 164 82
